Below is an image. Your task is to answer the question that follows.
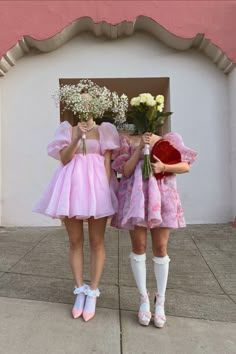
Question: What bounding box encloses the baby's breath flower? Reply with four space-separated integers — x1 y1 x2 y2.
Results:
54 79 128 124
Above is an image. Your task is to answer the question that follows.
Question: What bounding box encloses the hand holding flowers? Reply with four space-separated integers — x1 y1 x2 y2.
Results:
128 93 172 178
139 133 152 149
75 122 88 140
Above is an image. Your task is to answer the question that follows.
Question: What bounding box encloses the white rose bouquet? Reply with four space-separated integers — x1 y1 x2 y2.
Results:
54 79 128 154
128 93 172 178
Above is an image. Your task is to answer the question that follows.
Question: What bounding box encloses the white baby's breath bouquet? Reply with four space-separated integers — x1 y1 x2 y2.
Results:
128 93 172 178
54 80 128 154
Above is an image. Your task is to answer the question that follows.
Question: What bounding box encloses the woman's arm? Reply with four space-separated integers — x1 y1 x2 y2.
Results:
60 138 80 165
123 133 152 178
104 150 112 182
123 146 143 177
151 156 190 174
60 123 87 165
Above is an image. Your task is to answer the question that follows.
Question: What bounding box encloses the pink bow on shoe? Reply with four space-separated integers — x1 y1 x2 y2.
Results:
138 293 152 326
154 293 166 328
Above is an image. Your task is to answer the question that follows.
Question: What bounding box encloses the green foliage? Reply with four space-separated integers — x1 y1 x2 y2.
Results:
127 103 172 134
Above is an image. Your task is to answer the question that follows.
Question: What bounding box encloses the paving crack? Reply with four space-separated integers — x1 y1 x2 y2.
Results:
190 230 227 296
6 232 50 272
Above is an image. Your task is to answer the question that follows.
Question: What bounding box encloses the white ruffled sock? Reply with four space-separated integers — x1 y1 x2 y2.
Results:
83 287 100 314
130 252 150 313
73 284 87 310
153 255 170 316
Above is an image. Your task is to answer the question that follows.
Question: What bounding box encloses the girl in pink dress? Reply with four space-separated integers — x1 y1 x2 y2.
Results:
111 131 197 328
33 118 120 321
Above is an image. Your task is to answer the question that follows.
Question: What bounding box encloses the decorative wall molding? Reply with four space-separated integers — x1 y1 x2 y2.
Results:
0 16 234 77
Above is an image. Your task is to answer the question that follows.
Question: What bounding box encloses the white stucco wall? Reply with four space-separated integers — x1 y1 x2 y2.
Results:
0 32 231 226
0 80 2 225
229 68 236 220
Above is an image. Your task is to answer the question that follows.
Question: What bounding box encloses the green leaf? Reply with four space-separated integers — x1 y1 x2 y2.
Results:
160 111 173 117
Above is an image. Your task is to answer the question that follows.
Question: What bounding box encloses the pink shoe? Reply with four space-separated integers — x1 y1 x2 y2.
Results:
154 293 166 328
138 293 151 326
72 284 88 319
82 287 100 322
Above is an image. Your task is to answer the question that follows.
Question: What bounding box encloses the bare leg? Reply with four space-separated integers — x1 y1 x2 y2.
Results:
130 226 147 255
88 217 107 290
82 217 107 321
151 227 170 258
64 217 85 319
64 217 84 287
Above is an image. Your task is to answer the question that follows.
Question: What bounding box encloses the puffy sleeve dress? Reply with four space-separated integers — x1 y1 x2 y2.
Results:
33 121 120 220
111 132 197 230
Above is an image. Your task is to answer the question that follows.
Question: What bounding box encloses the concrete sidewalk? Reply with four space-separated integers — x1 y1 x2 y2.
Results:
0 224 236 353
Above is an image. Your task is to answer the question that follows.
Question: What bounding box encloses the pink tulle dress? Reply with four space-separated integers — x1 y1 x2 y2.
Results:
33 121 120 220
111 133 197 230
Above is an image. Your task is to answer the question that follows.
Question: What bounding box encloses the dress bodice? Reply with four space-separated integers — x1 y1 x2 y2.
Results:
47 121 120 160
75 139 101 155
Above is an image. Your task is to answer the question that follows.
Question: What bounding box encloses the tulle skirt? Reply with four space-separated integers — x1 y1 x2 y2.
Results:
33 154 118 220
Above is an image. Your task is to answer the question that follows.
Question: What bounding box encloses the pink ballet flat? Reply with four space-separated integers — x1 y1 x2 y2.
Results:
154 293 166 328
138 293 152 326
82 287 100 322
72 284 88 319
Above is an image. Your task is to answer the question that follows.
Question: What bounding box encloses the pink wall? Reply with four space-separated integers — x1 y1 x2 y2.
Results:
0 0 236 62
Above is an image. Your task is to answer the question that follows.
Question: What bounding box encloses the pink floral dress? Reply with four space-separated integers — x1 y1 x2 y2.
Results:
111 133 197 230
33 121 120 220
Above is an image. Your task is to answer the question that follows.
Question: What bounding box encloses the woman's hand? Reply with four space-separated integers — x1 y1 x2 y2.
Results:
76 122 88 140
151 155 165 173
139 132 152 149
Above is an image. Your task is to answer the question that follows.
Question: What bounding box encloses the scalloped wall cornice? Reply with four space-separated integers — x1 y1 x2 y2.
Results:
0 16 235 76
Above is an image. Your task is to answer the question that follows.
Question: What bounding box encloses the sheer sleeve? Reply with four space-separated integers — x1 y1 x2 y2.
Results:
111 135 131 174
163 132 198 165
47 121 72 160
99 122 120 155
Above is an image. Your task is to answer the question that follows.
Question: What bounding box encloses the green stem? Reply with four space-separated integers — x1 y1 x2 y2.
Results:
142 155 153 179
82 136 86 155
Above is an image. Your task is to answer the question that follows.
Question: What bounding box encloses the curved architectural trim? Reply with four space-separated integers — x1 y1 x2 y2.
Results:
0 16 234 77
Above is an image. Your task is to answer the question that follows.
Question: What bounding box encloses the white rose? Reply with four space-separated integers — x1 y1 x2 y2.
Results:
157 103 164 112
139 93 147 104
130 97 141 106
139 93 155 105
146 96 156 107
156 95 164 104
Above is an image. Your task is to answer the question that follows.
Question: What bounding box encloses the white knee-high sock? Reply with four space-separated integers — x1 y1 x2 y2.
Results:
129 252 147 296
153 255 170 297
153 255 170 316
